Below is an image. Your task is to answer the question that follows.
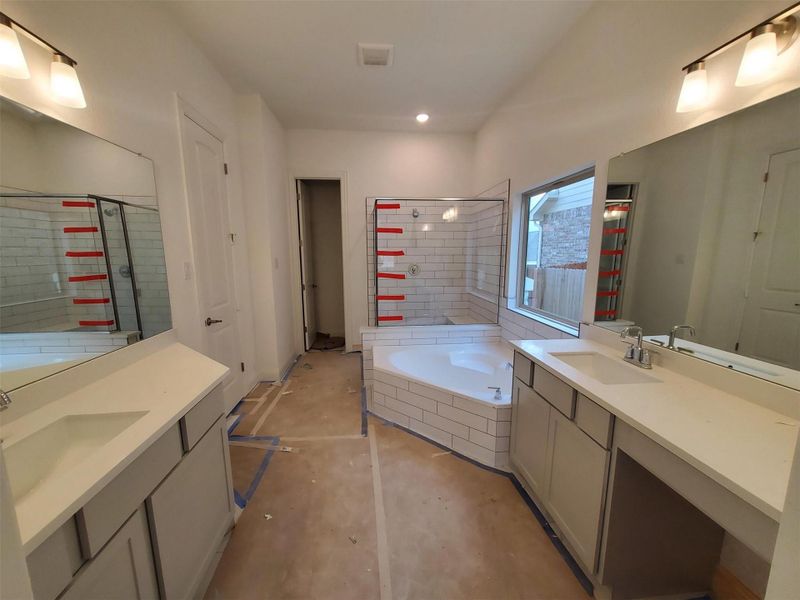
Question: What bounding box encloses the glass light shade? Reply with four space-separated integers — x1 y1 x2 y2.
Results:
0 22 29 79
50 58 86 108
676 64 708 113
736 30 778 87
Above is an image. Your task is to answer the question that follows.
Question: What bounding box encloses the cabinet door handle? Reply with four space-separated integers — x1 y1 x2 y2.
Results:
205 317 223 326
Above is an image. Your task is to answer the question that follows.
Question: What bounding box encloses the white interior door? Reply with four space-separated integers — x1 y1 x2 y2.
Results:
297 181 316 349
737 148 800 369
181 114 242 408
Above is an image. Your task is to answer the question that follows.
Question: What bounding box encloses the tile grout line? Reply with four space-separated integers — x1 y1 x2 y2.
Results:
249 378 292 436
368 423 393 600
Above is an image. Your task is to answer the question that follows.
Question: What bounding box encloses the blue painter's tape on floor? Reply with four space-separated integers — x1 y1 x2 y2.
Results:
228 433 281 508
230 434 280 442
360 387 368 437
244 437 280 502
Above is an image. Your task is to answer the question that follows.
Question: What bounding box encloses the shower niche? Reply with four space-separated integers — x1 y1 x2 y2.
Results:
367 197 506 326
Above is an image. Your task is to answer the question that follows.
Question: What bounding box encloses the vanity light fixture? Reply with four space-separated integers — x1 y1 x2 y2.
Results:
0 13 29 79
0 11 86 108
416 113 430 123
675 2 799 112
736 24 782 86
51 54 86 109
676 62 708 113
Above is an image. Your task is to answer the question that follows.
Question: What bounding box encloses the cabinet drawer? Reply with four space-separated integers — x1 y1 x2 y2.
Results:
77 424 183 558
513 352 533 387
180 385 224 452
575 394 614 449
26 517 84 600
533 366 575 419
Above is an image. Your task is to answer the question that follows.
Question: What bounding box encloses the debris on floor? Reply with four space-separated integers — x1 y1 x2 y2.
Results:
348 536 358 544
431 450 452 458
302 363 313 370
275 446 297 453
281 390 294 396
263 514 273 520
310 332 345 351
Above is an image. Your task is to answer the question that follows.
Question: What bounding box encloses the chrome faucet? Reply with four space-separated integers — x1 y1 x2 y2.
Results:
620 326 652 369
668 324 696 350
0 389 11 411
487 386 502 401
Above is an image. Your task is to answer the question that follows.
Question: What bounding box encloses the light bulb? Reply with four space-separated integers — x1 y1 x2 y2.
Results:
416 113 429 123
0 17 29 79
736 26 778 87
676 62 708 113
50 54 86 108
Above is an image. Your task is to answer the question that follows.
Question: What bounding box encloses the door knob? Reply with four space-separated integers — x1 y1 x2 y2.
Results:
205 317 223 326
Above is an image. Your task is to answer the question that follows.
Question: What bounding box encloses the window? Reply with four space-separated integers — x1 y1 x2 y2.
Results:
518 168 595 327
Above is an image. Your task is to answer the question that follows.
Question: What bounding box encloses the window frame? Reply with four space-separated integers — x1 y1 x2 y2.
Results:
515 167 596 330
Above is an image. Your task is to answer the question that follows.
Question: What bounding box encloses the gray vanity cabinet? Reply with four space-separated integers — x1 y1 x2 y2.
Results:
510 351 613 575
148 415 233 599
544 409 610 571
61 506 158 600
510 379 551 498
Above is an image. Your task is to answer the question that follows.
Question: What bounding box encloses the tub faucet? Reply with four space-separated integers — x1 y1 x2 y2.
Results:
487 386 502 401
0 389 11 411
620 326 652 369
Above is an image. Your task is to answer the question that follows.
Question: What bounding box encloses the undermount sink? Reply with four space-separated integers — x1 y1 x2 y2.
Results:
4 411 147 503
549 352 661 385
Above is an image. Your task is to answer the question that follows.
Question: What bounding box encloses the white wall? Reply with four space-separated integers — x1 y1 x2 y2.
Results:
0 1 261 394
287 129 475 347
237 94 296 380
472 0 800 327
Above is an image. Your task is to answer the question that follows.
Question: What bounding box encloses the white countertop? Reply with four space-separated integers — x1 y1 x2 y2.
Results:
0 341 228 554
510 338 799 522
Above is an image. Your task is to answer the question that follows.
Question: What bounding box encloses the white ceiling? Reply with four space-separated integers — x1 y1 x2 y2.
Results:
165 1 592 133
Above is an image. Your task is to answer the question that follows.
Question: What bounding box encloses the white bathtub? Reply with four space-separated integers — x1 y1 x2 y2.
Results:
372 342 513 405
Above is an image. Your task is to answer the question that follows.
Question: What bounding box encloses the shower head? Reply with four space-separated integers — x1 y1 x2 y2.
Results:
103 206 118 217
412 208 420 218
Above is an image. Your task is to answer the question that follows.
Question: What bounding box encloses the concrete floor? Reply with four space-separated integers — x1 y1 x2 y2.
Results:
205 350 589 600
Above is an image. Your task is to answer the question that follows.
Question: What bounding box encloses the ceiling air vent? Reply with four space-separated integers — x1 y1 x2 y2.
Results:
358 43 394 67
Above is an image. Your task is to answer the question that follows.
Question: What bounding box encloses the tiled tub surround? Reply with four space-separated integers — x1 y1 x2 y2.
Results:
366 198 506 326
0 196 171 336
361 324 513 468
0 197 115 331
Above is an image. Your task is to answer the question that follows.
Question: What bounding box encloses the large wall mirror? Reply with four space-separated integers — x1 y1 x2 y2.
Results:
595 88 799 391
0 97 172 391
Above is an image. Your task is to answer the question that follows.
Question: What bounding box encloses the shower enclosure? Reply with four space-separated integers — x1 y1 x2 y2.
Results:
0 194 171 338
368 197 505 326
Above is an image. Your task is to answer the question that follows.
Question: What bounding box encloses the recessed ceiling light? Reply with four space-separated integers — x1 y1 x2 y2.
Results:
416 113 429 123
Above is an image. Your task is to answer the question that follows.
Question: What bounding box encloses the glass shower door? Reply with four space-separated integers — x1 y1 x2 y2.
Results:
97 198 141 334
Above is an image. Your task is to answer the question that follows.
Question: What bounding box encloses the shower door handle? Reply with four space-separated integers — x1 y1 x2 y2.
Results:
205 317 223 326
